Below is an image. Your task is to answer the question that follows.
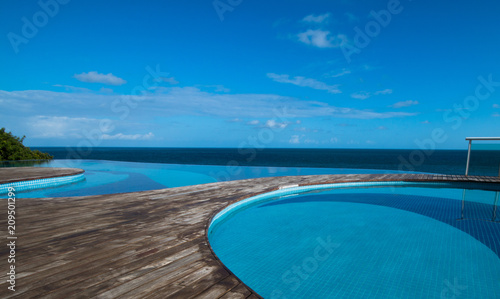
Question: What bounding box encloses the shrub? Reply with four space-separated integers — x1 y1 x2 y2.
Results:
0 128 53 161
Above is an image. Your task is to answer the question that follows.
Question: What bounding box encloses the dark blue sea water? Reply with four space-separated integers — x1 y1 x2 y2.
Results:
29 147 500 176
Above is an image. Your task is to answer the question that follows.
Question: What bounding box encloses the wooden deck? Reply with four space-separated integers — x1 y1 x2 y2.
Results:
0 167 84 184
1 171 500 298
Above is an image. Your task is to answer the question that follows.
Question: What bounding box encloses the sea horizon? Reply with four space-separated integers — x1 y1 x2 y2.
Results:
26 146 499 177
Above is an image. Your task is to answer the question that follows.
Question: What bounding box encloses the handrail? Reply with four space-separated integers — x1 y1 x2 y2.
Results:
465 137 500 176
466 137 500 141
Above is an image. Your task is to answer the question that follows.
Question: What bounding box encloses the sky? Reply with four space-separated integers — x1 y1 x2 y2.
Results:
1 0 500 149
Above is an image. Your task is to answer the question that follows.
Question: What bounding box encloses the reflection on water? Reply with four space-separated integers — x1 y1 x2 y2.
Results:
1 159 425 198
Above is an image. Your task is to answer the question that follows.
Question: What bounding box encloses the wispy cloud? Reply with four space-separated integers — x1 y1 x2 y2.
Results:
156 76 178 85
0 87 417 128
267 73 341 94
391 100 419 108
289 135 301 144
102 132 154 140
99 87 114 93
247 120 260 125
351 89 393 100
351 91 371 100
27 116 100 138
265 119 288 129
201 85 230 93
374 89 393 95
53 84 92 93
302 13 331 24
325 68 351 78
297 30 347 48
493 104 500 108
228 118 243 122
74 71 127 86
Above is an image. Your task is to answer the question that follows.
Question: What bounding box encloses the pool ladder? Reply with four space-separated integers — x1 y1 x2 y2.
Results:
460 189 499 222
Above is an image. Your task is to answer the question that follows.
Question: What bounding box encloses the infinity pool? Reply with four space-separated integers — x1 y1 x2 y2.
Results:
208 183 500 298
1 159 416 198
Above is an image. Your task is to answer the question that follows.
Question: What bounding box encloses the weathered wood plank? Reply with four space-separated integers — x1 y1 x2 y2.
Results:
219 283 253 299
0 167 84 184
192 275 240 299
143 265 230 299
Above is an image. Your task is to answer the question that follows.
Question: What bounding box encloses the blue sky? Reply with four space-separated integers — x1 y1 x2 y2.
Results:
1 0 500 149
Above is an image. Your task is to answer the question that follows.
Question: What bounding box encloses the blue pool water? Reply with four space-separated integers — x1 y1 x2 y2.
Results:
33 147 500 176
208 184 500 298
1 159 416 198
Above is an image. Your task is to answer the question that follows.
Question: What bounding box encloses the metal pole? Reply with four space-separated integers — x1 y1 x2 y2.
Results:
465 139 472 176
460 189 466 220
493 191 498 222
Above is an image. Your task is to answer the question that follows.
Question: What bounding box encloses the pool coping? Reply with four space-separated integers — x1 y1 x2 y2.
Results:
207 180 500 233
1 172 500 298
0 167 86 195
0 167 85 184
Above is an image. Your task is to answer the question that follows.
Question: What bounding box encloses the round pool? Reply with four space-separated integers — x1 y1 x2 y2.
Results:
208 182 500 298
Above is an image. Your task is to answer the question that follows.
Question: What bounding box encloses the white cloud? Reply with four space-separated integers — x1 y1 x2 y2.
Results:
74 71 127 86
247 120 260 125
53 84 92 93
156 77 179 85
297 30 347 48
374 89 393 95
377 126 387 130
99 87 114 93
265 119 288 129
102 132 154 140
0 87 417 131
325 68 351 78
289 135 300 144
391 100 419 108
351 91 371 100
421 120 430 124
304 138 319 144
351 89 392 100
302 13 331 24
201 85 230 93
493 113 500 117
267 73 341 94
493 104 500 108
214 85 230 93
27 116 100 138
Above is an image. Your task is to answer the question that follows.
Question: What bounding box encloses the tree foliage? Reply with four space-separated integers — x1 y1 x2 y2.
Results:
0 128 53 161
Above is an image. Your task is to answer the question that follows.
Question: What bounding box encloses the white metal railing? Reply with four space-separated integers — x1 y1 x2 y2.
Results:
465 137 500 176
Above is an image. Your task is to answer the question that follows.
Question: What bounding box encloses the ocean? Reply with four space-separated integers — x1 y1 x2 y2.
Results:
30 147 500 176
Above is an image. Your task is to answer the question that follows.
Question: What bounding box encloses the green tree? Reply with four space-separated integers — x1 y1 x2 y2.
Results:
0 128 53 161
